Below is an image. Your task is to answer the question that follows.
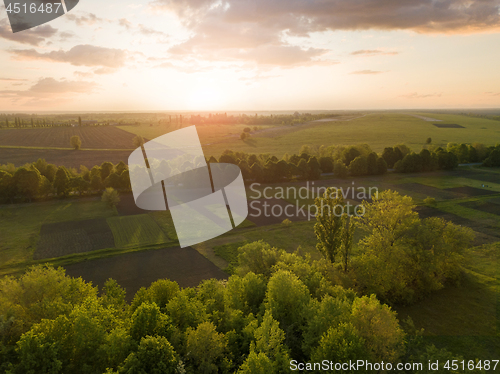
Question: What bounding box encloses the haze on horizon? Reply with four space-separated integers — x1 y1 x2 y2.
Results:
0 0 500 112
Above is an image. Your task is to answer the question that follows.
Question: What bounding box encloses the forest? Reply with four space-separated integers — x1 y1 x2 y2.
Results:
0 189 477 373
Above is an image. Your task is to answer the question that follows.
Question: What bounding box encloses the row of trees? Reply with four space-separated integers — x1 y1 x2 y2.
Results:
0 159 131 203
0 115 103 128
2 117 65 128
2 142 498 204
219 141 500 181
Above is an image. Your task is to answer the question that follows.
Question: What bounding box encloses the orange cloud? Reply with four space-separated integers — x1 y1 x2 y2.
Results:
10 44 128 70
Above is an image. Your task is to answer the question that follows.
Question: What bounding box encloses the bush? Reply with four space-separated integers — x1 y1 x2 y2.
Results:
349 156 368 176
282 218 292 226
102 187 120 208
70 135 81 150
424 197 436 205
240 132 248 140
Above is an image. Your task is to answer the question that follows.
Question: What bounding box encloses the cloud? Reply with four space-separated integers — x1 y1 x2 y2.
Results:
400 92 442 99
0 77 97 102
350 70 385 74
65 12 103 26
0 77 28 81
238 45 331 66
0 18 58 46
118 18 169 40
485 91 500 96
93 67 117 75
148 0 500 67
138 24 168 37
74 71 93 78
119 18 133 30
150 0 500 34
166 19 333 66
10 44 128 70
350 49 399 56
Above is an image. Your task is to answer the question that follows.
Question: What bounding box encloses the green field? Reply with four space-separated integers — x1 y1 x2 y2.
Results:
150 211 179 240
0 198 118 268
395 242 500 359
107 214 170 248
116 112 500 158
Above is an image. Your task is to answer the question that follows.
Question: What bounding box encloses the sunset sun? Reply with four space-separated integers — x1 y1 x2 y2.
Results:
187 87 224 110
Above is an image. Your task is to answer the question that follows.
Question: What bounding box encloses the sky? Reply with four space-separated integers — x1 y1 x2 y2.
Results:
0 0 500 112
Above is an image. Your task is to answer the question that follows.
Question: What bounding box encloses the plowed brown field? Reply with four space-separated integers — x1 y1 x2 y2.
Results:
0 126 141 149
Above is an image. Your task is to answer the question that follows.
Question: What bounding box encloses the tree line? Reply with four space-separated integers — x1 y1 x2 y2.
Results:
0 159 131 204
1 141 498 204
215 141 500 182
0 115 105 128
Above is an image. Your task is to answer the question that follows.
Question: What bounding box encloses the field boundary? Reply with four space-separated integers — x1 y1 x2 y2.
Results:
0 145 135 151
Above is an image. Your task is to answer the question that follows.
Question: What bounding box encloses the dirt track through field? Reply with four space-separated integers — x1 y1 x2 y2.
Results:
64 246 228 301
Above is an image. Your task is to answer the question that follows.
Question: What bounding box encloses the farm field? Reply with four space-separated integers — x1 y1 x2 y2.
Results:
0 126 141 150
119 112 500 159
64 246 228 301
107 214 171 248
1 112 499 167
0 148 132 168
0 197 118 269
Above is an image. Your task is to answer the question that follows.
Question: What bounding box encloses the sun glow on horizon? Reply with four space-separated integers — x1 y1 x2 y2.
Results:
187 87 226 110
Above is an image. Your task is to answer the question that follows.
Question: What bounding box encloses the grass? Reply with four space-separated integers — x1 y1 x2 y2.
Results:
394 242 500 359
213 241 249 273
0 240 181 278
235 219 257 229
149 211 179 240
107 214 170 248
437 201 500 229
0 198 117 268
118 122 277 153
118 112 500 158
397 175 500 192
213 220 321 260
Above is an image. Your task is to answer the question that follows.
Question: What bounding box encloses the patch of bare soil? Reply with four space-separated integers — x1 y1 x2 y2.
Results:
64 246 228 301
